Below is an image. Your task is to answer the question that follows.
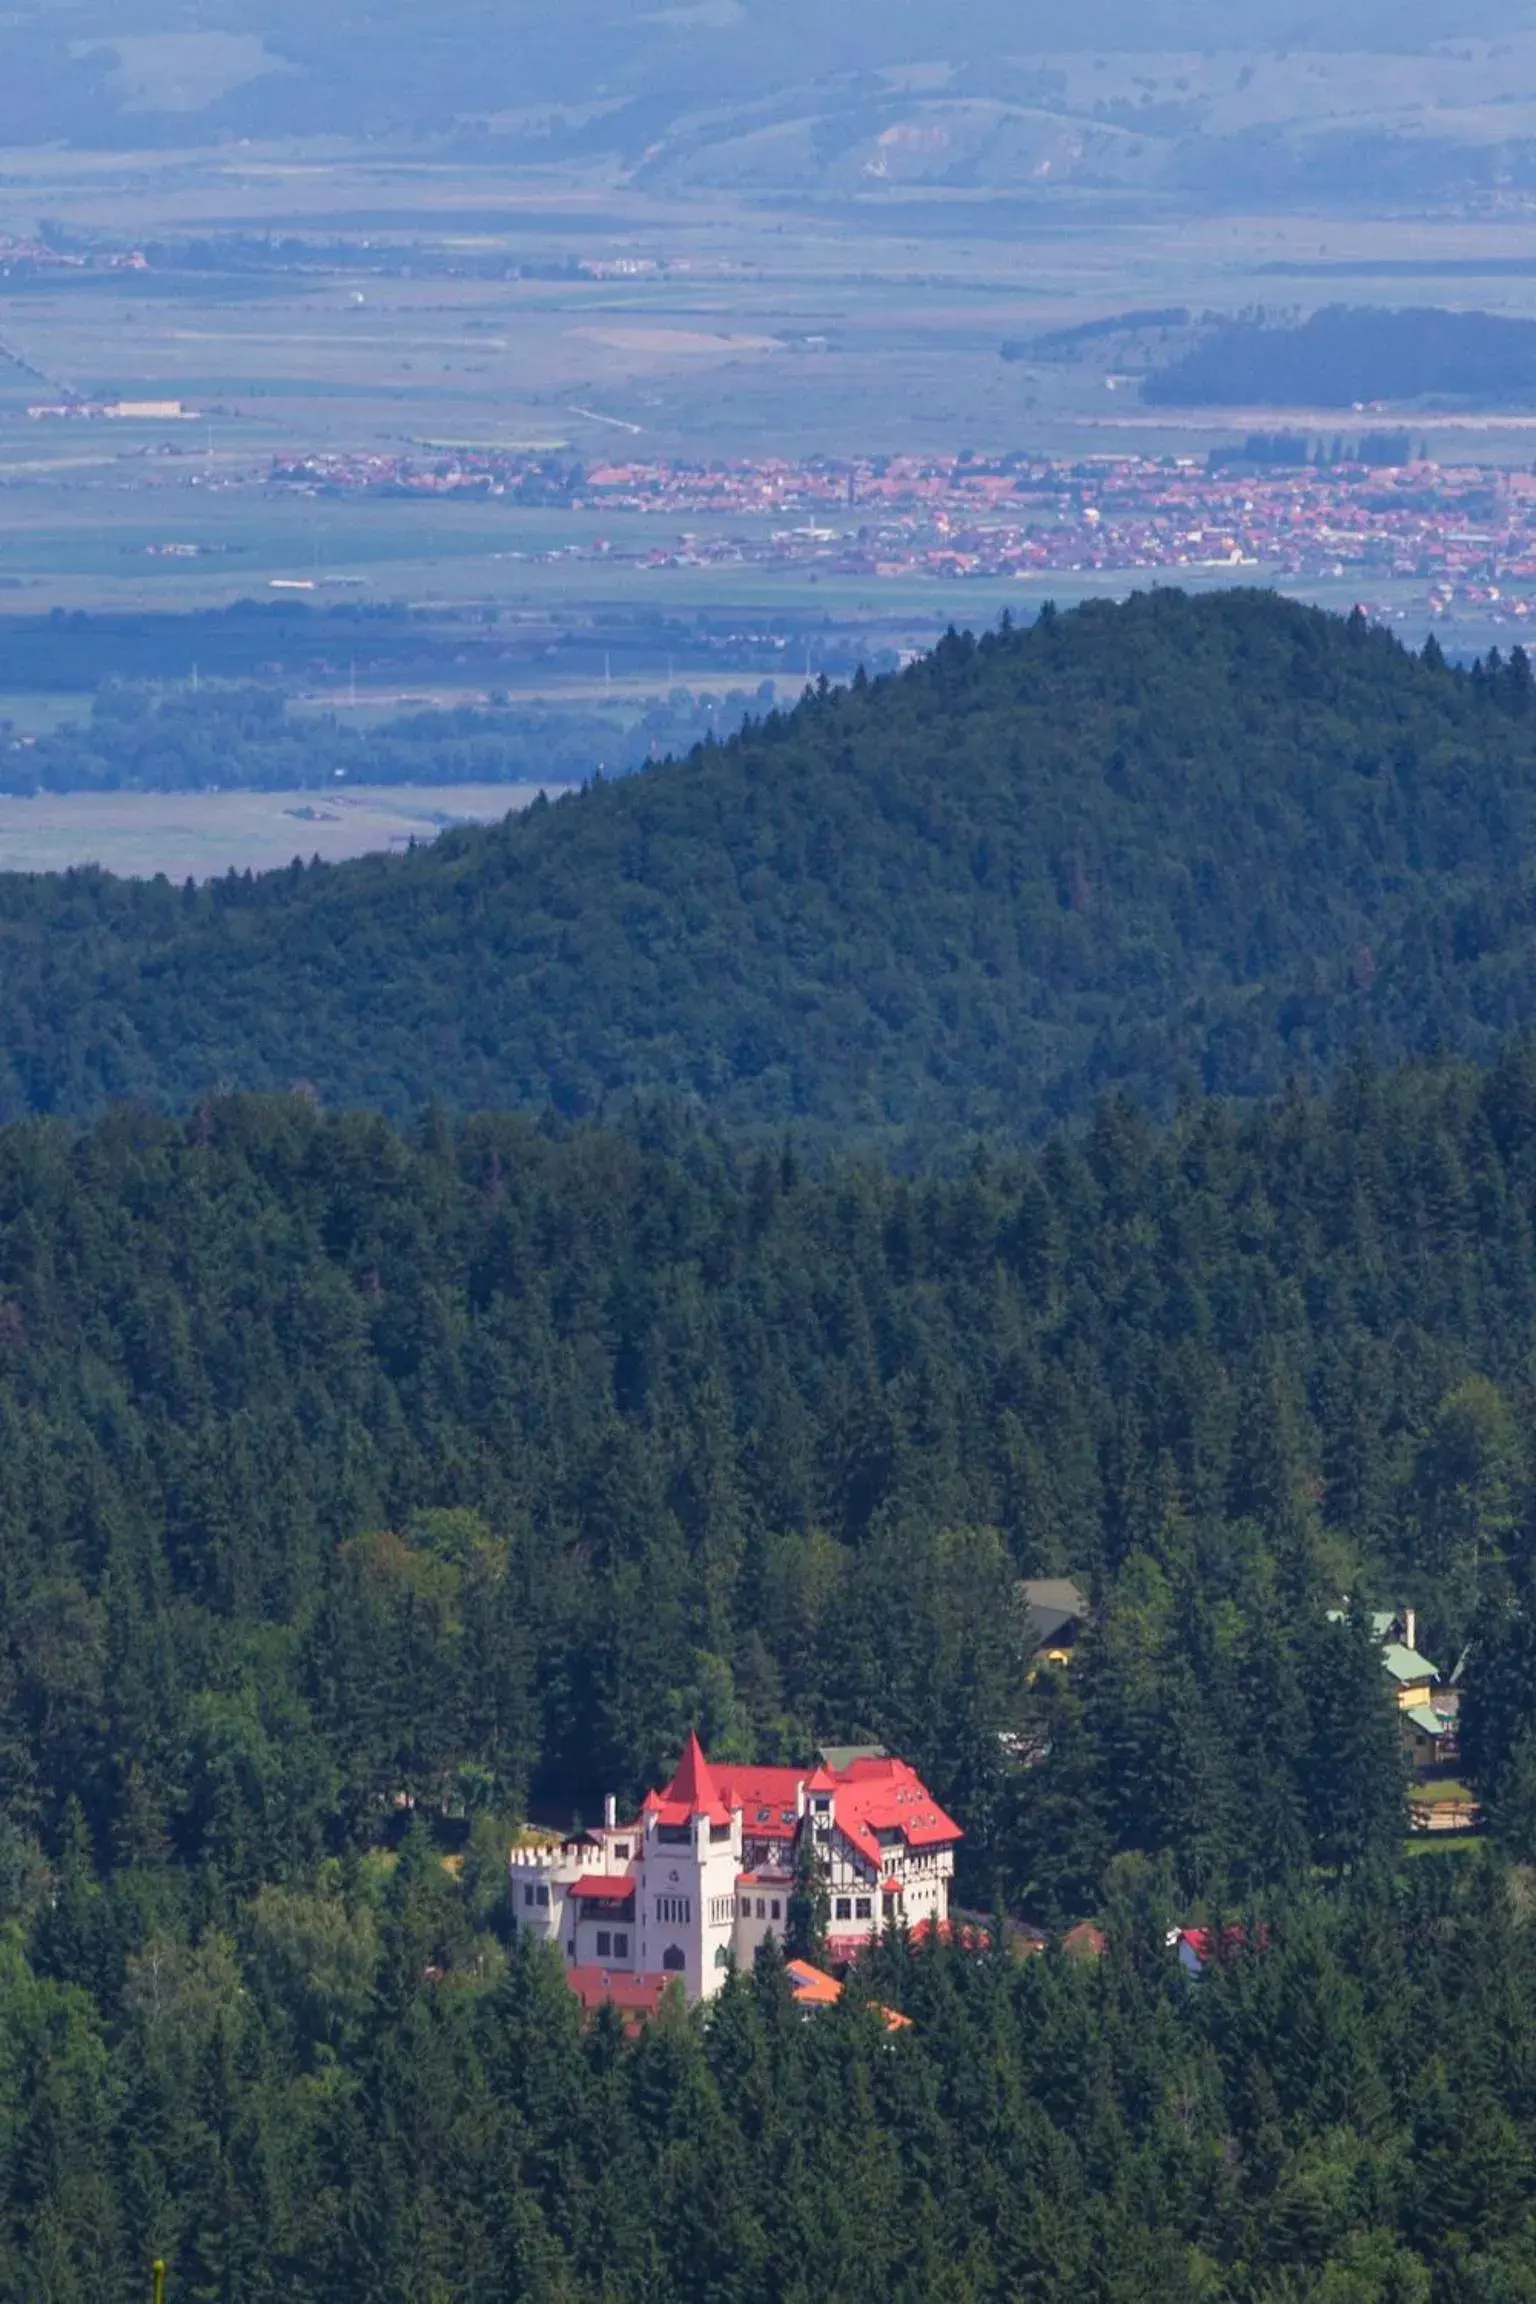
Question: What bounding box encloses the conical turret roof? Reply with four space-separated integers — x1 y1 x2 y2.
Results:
661 1730 731 1825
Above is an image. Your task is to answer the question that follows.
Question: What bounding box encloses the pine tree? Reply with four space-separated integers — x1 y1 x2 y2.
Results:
785 1831 829 1966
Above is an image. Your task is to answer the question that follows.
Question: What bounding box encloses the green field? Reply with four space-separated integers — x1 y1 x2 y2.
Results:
0 781 540 879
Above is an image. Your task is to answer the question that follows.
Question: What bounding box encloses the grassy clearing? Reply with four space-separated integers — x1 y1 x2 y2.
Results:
1414 1779 1477 1806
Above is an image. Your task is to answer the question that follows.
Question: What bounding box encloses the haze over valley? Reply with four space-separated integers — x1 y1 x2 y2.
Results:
4 1 1536 871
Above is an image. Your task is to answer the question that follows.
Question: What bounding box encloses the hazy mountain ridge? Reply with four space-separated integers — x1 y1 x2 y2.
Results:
4 0 1536 181
624 38 1536 201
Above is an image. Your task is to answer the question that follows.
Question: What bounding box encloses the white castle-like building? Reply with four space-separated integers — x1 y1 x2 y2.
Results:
510 1734 962 2004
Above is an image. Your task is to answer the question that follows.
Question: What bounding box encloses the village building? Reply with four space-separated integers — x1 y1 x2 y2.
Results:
1329 1603 1466 1779
1020 1576 1092 1669
784 1957 912 2031
1168 1924 1270 1979
1371 1608 1462 1770
509 1733 962 2005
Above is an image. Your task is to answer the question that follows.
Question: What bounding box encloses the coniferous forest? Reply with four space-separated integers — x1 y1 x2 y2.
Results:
9 588 1536 1140
14 595 1536 2297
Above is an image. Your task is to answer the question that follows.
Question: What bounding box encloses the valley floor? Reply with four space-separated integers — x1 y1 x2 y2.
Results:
0 780 541 878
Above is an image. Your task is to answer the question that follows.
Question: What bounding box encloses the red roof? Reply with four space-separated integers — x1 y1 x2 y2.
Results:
565 1875 637 1902
639 1741 960 1867
829 1757 962 1871
1177 1924 1270 1966
652 1731 731 1828
786 1958 842 2007
785 1958 912 2033
910 1917 989 1950
565 1967 673 2027
712 1762 806 1838
827 1919 986 1959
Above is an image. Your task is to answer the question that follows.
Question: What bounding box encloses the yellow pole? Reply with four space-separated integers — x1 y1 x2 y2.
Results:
152 2261 166 2304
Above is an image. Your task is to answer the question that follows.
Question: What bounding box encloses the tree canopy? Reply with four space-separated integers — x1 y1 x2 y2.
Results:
2 1056 1536 2290
15 593 1536 2295
7 590 1536 1138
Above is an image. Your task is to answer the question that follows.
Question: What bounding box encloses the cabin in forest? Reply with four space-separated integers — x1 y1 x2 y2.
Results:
1020 1577 1092 1668
1380 1640 1441 1713
1330 1603 1464 1773
1169 1924 1270 1979
1374 1611 1461 1766
1401 1689 1461 1772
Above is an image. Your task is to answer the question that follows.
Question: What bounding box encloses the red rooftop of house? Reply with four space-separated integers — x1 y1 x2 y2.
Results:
565 1967 676 2030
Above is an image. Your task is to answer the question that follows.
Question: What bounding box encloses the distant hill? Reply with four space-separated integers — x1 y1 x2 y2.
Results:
11 588 1536 1139
1144 306 1536 409
2 0 1530 149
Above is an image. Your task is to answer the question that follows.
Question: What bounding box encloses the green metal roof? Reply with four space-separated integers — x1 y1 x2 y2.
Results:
1381 1643 1440 1684
816 1743 888 1773
1405 1703 1450 1738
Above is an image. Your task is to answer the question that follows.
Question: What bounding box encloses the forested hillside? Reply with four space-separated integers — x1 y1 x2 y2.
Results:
6 1058 1536 2289
1144 307 1536 409
8 589 1536 1140
19 597 1536 2298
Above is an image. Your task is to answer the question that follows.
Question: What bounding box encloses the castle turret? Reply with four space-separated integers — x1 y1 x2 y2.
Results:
638 1731 741 1999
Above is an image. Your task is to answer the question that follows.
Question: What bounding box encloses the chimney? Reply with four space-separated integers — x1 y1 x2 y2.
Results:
604 1794 617 1834
1401 1607 1416 1656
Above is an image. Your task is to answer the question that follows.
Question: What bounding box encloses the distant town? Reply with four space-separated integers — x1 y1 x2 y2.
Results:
267 442 1536 630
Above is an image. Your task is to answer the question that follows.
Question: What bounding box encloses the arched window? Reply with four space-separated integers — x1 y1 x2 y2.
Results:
663 1945 686 1973
714 1944 730 1968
